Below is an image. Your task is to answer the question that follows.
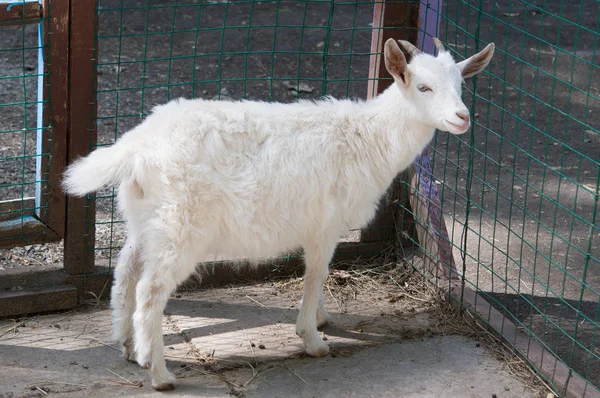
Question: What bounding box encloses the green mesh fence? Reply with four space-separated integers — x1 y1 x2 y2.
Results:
86 0 599 394
89 0 405 266
404 0 600 394
0 1 51 245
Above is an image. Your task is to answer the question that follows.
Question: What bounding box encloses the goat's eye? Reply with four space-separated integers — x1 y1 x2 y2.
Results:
417 84 431 92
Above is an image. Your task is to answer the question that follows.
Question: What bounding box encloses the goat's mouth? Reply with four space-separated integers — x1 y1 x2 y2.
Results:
444 120 470 134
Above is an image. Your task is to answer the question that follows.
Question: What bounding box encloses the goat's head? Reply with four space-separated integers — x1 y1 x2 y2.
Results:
384 37 495 135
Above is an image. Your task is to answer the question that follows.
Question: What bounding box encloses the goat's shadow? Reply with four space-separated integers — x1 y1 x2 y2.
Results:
162 295 417 357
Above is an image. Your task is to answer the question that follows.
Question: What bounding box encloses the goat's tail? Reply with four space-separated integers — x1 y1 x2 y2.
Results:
62 143 133 197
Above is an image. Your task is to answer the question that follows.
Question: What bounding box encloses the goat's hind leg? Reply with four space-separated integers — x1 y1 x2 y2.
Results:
110 236 142 363
317 294 331 328
132 247 196 391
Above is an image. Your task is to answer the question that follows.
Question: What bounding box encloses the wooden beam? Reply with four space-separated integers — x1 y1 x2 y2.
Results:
367 0 420 100
409 0 457 279
0 215 60 249
0 198 36 222
0 0 42 26
64 0 98 275
40 0 69 238
0 285 77 318
361 0 420 246
0 266 112 318
408 153 457 279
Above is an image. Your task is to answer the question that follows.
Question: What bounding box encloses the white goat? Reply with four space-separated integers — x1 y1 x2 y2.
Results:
62 38 494 390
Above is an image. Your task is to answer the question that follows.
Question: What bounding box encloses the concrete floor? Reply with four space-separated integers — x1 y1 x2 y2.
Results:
0 281 545 398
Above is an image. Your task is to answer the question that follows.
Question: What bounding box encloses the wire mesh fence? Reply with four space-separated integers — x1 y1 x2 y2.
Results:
404 0 600 394
0 1 51 247
86 0 414 270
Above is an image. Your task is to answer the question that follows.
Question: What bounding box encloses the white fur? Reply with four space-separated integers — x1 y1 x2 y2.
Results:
62 39 494 390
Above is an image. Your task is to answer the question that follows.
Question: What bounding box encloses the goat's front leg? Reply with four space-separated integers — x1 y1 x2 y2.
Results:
297 237 337 357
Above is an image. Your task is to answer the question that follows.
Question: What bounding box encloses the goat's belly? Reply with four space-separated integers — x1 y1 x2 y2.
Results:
188 213 307 263
196 228 304 264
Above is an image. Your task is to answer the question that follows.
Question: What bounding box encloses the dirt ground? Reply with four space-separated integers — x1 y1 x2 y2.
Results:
0 0 598 393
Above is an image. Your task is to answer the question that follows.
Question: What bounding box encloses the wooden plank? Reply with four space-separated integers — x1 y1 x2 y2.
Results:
362 0 420 246
366 0 420 100
64 0 98 275
408 154 457 279
0 0 42 26
414 0 456 280
409 0 457 279
0 267 112 317
40 0 69 238
450 283 600 398
0 215 60 248
0 198 36 222
0 285 77 318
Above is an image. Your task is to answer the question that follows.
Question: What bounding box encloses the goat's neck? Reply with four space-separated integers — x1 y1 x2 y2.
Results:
358 85 436 189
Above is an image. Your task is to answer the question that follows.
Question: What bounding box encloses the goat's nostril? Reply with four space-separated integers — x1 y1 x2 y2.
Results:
456 112 469 122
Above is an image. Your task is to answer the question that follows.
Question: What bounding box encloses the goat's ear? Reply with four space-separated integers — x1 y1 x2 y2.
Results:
384 38 409 85
457 42 495 79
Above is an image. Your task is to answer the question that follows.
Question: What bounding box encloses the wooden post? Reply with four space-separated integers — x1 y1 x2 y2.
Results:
410 0 457 279
0 0 66 248
63 0 98 275
361 0 420 247
363 0 457 279
40 0 69 238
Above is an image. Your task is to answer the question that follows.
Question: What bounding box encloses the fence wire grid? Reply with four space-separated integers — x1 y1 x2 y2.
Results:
79 0 599 395
406 0 600 394
87 0 409 266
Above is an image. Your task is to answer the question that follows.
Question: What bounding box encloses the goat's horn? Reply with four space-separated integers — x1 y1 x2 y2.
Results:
432 37 446 54
397 40 421 57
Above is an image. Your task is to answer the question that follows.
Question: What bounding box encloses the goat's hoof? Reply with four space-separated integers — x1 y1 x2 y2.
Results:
316 315 331 329
305 340 330 357
317 308 331 329
122 341 137 363
123 349 137 364
153 383 175 391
